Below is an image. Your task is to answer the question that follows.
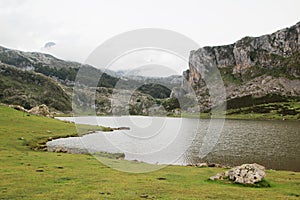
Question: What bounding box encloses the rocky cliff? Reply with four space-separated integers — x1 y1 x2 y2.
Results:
183 21 300 112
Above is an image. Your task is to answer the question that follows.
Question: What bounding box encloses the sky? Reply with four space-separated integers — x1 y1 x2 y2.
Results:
1 0 300 75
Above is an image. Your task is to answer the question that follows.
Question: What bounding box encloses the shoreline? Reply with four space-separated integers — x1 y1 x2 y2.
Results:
49 115 300 172
45 136 300 173
55 112 300 121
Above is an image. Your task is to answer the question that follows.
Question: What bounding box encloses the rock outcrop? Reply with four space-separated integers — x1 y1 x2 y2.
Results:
209 163 266 185
28 104 54 117
9 104 55 117
179 21 300 111
188 22 300 81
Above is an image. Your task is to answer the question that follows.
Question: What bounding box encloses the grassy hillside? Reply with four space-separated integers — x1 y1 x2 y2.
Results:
0 105 299 199
0 64 71 112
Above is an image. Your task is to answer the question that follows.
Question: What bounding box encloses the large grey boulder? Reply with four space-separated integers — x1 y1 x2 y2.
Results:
225 163 266 184
209 163 266 185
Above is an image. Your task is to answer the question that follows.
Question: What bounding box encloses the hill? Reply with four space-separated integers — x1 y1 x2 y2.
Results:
0 63 71 112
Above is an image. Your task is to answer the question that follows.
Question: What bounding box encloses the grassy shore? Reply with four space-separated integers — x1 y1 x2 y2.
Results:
0 105 299 199
56 101 300 121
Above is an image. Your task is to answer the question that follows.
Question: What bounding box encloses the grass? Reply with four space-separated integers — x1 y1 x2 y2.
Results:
225 101 300 120
0 105 299 199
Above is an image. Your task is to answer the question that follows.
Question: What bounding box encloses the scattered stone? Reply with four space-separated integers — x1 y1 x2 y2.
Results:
88 130 95 134
214 163 222 168
56 166 64 169
54 147 68 153
196 163 208 167
208 163 216 167
99 192 105 195
157 177 166 180
209 172 225 181
111 127 130 131
140 194 148 198
9 105 27 112
36 169 44 172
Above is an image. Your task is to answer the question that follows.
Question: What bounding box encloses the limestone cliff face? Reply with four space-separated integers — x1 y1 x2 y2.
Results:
182 22 300 111
188 21 300 82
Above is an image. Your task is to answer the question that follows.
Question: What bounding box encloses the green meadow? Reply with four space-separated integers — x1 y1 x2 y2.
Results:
0 105 299 199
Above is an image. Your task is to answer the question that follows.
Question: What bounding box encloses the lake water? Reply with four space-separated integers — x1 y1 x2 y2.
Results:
49 116 300 171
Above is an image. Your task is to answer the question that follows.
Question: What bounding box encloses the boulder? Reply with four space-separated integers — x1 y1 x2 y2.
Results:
225 163 266 184
28 104 53 118
209 163 266 185
9 105 28 112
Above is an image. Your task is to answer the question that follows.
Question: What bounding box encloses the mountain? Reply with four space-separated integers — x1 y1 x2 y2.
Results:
178 21 300 117
2 22 300 118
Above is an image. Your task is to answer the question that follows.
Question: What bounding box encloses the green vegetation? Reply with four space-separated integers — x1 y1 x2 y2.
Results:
137 83 171 99
226 94 300 110
226 101 300 120
34 64 79 82
219 66 243 85
0 64 71 112
208 178 271 188
0 105 299 199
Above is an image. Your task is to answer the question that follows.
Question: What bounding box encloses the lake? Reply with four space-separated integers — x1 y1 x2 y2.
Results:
48 116 300 171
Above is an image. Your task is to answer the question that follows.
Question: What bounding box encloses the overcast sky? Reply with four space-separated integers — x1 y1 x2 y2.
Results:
1 0 300 73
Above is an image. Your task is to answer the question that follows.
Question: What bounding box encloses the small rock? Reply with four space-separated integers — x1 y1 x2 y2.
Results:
157 177 166 180
196 163 208 167
54 147 68 153
208 163 216 167
209 172 225 181
9 105 27 112
36 169 44 172
140 194 148 198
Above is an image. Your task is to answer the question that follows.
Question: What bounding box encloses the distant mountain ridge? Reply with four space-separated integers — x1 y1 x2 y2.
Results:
0 45 181 113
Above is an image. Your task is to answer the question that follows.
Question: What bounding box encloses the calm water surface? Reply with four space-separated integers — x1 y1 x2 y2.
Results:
50 116 300 171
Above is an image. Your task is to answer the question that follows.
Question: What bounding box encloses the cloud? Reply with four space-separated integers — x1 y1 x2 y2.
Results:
44 42 56 49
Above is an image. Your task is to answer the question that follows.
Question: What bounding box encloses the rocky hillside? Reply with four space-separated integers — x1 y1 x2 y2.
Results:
0 63 71 112
180 21 300 115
